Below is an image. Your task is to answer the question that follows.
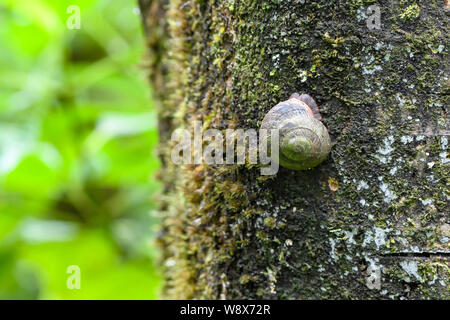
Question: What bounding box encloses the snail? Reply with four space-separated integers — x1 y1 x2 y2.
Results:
260 93 331 170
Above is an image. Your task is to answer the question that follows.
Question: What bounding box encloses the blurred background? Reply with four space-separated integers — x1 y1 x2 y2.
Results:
0 0 162 299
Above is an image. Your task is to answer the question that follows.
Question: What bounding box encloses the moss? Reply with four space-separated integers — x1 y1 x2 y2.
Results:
264 217 276 229
142 0 450 299
399 3 421 22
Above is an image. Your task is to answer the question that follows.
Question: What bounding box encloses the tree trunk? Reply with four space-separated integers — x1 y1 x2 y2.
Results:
139 0 449 299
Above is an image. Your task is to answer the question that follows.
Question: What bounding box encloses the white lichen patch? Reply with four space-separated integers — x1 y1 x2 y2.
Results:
396 94 406 107
363 64 382 75
400 136 413 144
299 69 308 83
400 261 423 283
375 42 384 51
440 136 449 164
374 227 390 248
344 230 357 245
389 166 398 175
380 181 398 203
375 155 387 164
357 180 369 191
329 238 338 261
420 198 434 206
363 227 391 249
377 136 395 156
440 224 450 244
416 135 425 141
440 152 449 164
406 47 414 58
356 6 367 22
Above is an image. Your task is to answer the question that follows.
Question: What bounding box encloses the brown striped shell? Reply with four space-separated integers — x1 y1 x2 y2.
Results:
260 93 331 170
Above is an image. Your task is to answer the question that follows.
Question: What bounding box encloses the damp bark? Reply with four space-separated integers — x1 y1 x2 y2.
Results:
139 0 449 299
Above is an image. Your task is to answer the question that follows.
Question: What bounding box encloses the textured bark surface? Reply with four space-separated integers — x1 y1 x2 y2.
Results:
140 0 449 299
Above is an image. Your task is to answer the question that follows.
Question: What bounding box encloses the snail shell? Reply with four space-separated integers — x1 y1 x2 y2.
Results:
260 93 331 170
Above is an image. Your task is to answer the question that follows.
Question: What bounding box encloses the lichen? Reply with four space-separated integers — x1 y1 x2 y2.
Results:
142 0 450 299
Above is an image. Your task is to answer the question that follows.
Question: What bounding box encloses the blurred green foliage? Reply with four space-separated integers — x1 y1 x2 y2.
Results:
0 0 162 299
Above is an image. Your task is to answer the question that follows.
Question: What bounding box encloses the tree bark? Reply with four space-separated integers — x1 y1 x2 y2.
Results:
139 0 449 299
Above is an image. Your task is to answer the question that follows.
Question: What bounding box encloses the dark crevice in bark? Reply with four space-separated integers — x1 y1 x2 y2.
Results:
380 252 450 258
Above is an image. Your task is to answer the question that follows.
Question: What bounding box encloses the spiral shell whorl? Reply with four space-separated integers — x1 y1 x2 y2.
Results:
261 94 331 170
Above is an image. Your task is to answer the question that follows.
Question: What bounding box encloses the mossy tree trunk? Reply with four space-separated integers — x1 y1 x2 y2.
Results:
139 0 449 299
